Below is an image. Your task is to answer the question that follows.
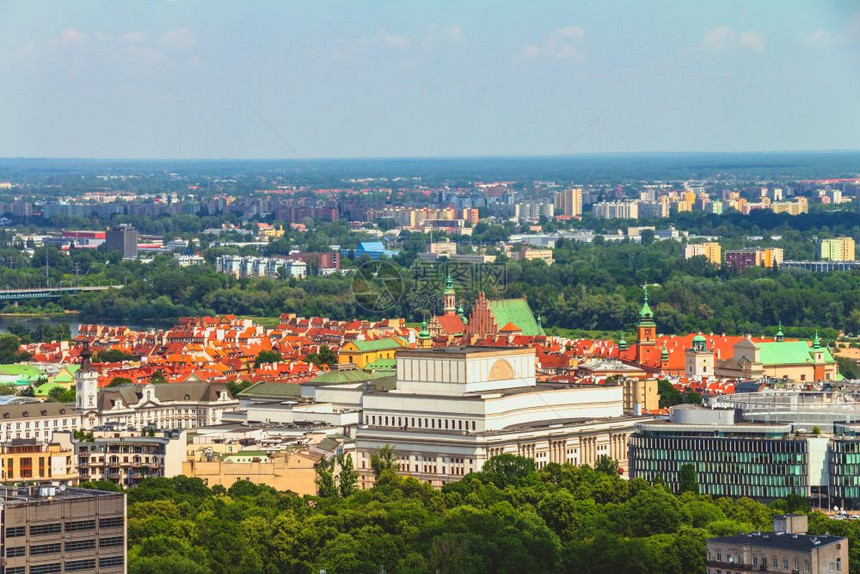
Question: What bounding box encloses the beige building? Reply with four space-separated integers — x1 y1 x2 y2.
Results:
0 438 77 485
715 335 839 383
685 334 716 380
820 237 856 262
684 242 722 266
554 187 583 218
707 514 847 574
183 449 322 495
0 485 126 574
355 347 649 488
510 245 554 265
622 378 659 414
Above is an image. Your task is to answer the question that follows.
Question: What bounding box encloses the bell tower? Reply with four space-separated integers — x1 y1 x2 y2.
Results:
76 341 99 423
442 274 456 315
636 285 657 364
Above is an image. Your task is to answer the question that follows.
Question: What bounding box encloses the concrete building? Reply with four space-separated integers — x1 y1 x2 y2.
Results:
105 224 138 259
554 188 582 218
514 201 554 221
725 247 784 272
714 333 839 383
622 378 659 415
685 333 716 379
820 237 856 262
707 515 847 574
684 242 722 266
355 346 648 488
509 245 554 265
0 485 126 574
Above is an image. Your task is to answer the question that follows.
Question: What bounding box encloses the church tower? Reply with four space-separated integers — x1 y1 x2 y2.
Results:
442 275 456 315
76 341 99 425
418 319 432 348
636 285 657 364
685 333 714 379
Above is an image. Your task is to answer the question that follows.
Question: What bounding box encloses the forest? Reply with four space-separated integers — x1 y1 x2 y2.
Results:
86 454 859 574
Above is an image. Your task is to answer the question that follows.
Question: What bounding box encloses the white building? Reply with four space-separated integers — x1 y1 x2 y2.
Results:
354 346 647 488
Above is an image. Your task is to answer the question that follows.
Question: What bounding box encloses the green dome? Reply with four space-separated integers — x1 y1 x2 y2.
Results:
418 319 430 339
692 334 706 344
443 274 456 295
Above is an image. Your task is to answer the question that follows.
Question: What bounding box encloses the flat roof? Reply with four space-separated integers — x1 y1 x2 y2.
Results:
709 532 845 551
0 486 125 505
397 346 534 358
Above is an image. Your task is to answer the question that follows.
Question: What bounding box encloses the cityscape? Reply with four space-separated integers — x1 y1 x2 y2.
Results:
1 2 860 574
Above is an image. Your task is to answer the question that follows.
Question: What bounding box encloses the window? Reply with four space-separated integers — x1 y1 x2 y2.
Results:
784 560 789 569
5 546 25 557
100 556 125 568
30 523 62 535
99 517 125 529
6 526 25 537
66 519 96 532
30 565 61 574
64 559 96 572
752 557 758 566
31 543 61 555
66 539 96 552
6 567 26 574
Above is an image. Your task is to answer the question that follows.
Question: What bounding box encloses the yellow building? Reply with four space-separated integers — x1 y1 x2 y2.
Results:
820 237 856 262
684 242 722 266
554 187 583 218
0 438 77 484
183 450 322 495
623 378 660 414
772 197 808 215
338 337 407 369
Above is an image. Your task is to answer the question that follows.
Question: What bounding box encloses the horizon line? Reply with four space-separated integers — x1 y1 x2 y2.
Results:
2 149 860 163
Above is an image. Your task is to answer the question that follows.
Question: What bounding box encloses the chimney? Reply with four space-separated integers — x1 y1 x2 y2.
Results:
773 514 808 535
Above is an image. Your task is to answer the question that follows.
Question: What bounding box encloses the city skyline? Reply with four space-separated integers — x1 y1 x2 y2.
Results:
0 1 859 159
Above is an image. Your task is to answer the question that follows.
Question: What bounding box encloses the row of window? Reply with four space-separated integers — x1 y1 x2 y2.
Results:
367 414 477 432
7 517 124 538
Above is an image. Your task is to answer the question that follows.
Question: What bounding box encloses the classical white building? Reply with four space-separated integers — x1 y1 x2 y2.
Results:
354 346 649 488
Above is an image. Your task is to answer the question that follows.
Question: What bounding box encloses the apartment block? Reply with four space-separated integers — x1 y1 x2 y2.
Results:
820 237 856 262
554 188 582 218
684 242 722 266
725 247 783 272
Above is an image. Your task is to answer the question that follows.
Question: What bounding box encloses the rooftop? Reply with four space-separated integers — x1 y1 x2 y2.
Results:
0 485 125 506
708 531 845 551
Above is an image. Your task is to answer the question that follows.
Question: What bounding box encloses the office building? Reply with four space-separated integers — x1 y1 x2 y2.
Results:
105 224 138 259
684 242 722 266
820 237 856 262
554 188 583 218
0 485 126 574
707 515 847 574
355 346 647 488
629 405 815 499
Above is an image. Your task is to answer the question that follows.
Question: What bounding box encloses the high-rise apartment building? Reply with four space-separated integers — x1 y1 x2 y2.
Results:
554 187 583 218
684 242 722 266
105 224 138 259
725 247 783 272
0 485 126 574
592 201 639 220
820 237 856 262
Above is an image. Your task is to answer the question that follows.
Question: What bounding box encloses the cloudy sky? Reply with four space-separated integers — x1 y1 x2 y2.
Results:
1 1 858 159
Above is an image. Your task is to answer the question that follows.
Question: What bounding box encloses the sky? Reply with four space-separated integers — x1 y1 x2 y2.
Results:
1 0 859 159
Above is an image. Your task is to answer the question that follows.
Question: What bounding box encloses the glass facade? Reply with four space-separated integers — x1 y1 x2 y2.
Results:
630 432 809 499
829 439 860 504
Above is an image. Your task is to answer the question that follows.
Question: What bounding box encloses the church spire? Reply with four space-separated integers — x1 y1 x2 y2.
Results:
442 274 456 314
775 321 784 342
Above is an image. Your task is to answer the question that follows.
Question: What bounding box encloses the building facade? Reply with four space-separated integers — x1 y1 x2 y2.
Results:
0 485 126 574
820 237 856 262
105 224 138 259
355 346 646 488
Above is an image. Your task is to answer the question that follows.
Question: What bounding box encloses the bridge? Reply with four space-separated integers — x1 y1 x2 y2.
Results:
0 285 124 301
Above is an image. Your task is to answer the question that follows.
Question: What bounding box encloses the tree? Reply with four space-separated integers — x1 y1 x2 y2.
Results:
226 380 253 397
678 463 699 494
315 457 338 498
370 444 397 479
253 349 281 368
305 345 337 367
337 454 358 497
108 377 133 387
594 455 620 476
94 348 134 363
48 386 76 403
478 454 537 488
0 334 25 364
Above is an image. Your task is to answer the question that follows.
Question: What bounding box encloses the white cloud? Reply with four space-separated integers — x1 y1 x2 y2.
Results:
703 26 734 51
740 30 766 52
702 26 765 52
514 26 585 62
158 26 197 49
58 27 86 44
380 32 410 49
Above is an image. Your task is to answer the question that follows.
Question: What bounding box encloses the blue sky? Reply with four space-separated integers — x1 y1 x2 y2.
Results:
1 1 858 159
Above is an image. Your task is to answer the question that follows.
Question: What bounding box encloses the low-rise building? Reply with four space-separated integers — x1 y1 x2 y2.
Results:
183 449 322 495
707 515 848 574
0 438 77 485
